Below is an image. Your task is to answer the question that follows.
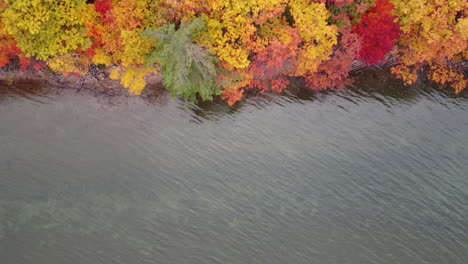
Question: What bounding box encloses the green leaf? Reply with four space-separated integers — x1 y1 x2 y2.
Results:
143 17 221 103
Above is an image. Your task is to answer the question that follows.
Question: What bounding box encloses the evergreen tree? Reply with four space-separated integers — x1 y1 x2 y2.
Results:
144 18 221 103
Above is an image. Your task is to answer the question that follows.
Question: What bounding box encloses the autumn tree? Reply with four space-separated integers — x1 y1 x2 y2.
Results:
390 0 467 92
0 35 19 68
289 0 338 75
219 18 302 105
2 0 91 60
84 0 161 94
210 0 339 104
193 0 291 104
0 1 46 70
354 0 400 64
244 18 302 94
198 0 288 70
305 15 361 90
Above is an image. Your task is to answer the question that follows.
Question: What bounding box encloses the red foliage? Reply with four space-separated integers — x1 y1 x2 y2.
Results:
94 0 112 16
305 50 353 90
245 27 301 94
0 36 22 67
306 32 361 90
19 57 31 71
0 33 45 71
82 22 106 57
305 15 361 91
33 61 46 71
18 57 46 71
353 0 400 64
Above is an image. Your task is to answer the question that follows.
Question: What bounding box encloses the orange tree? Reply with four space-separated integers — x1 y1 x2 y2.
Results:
390 0 467 92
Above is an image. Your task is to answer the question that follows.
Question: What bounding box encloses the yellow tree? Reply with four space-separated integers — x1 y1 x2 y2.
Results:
390 0 467 92
289 0 338 75
199 0 288 70
2 0 91 60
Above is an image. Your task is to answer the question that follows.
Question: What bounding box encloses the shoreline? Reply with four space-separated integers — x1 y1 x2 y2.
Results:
1 60 466 104
0 60 385 95
0 69 168 104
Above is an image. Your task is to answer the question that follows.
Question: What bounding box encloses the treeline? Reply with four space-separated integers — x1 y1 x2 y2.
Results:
0 0 466 104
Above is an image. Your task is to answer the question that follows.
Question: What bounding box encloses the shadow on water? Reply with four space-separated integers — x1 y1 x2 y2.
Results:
1 70 467 122
187 69 468 122
0 78 50 104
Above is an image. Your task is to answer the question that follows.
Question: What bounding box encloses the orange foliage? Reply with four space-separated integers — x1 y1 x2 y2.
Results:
244 18 301 94
390 0 467 92
305 15 361 90
0 34 21 67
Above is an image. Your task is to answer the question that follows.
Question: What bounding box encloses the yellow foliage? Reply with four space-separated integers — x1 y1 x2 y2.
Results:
2 0 90 60
390 64 419 85
85 0 157 67
199 0 288 69
47 54 91 76
428 62 467 94
288 0 338 75
118 29 153 66
109 66 156 94
83 0 160 94
257 18 293 45
92 49 113 65
391 0 467 91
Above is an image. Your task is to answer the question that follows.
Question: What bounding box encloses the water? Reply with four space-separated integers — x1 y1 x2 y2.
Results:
1 74 467 263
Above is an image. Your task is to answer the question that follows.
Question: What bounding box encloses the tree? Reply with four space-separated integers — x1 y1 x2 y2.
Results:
289 0 338 75
354 0 400 64
199 0 288 69
244 18 301 93
390 0 467 92
2 0 91 60
83 0 163 93
144 18 221 102
305 19 361 90
0 27 21 67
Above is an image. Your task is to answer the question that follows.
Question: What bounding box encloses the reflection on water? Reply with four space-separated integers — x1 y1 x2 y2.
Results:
0 78 50 104
0 72 467 263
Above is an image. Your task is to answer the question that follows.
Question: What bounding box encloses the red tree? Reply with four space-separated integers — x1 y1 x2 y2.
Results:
246 32 301 93
353 0 400 64
0 37 21 67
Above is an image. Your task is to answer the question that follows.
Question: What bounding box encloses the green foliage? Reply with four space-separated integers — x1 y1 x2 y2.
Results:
144 18 221 103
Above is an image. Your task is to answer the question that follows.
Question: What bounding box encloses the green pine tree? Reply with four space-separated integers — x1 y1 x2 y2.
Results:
143 18 221 103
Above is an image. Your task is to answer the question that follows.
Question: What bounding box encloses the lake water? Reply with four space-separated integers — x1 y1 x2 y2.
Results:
1 74 467 263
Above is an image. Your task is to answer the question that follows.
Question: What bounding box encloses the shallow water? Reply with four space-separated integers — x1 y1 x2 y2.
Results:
1 75 467 263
